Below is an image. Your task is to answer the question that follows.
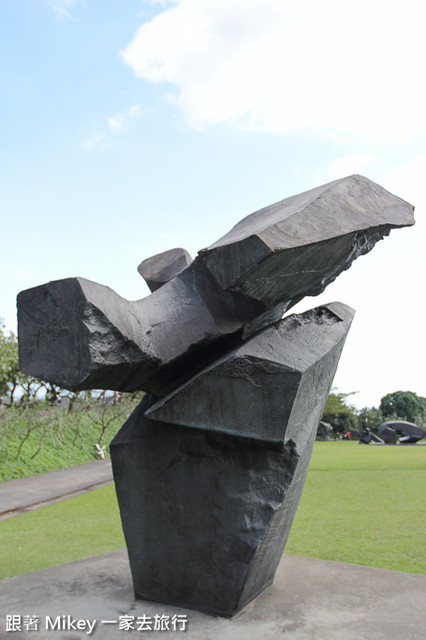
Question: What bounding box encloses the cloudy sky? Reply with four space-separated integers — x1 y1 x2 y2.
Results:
1 0 425 408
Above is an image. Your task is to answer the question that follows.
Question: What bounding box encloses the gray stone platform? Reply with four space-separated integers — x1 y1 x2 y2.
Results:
0 550 424 639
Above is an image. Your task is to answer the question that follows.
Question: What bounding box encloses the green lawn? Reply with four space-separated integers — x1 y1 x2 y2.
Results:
285 442 426 574
0 442 424 580
0 485 125 579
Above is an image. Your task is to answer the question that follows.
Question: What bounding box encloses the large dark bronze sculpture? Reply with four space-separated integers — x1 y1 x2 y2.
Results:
17 175 414 617
378 421 425 444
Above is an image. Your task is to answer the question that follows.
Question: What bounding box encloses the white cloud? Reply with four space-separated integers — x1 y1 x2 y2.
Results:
81 131 106 150
122 0 426 140
82 105 142 149
143 0 179 6
107 105 142 132
327 155 379 181
49 0 78 20
107 114 125 132
380 157 426 214
300 153 380 189
128 104 142 117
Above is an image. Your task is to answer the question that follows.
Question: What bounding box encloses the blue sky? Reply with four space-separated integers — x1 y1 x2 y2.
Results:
1 0 425 409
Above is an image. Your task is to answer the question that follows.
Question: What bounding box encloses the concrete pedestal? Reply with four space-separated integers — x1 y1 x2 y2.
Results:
0 550 424 639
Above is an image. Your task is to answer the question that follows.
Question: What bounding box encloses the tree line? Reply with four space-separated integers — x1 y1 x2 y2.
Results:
322 389 426 437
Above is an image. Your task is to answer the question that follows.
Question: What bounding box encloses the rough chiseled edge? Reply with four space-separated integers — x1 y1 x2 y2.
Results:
197 175 414 301
145 302 354 444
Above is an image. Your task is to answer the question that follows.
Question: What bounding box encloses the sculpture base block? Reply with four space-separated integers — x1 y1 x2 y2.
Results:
111 396 309 617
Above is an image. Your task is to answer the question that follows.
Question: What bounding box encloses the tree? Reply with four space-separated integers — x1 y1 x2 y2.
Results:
322 390 359 435
380 391 426 423
0 323 20 402
323 391 357 415
0 322 54 404
357 406 383 430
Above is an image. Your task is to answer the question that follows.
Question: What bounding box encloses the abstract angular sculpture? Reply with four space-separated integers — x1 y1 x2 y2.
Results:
17 175 414 617
17 175 413 396
378 421 425 444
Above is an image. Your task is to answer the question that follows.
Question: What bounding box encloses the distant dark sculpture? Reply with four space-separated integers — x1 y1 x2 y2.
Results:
378 421 425 444
319 421 333 441
359 427 384 445
359 428 372 444
17 175 414 617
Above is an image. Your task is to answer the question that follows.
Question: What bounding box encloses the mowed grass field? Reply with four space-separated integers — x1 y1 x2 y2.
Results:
285 442 425 574
0 442 424 580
